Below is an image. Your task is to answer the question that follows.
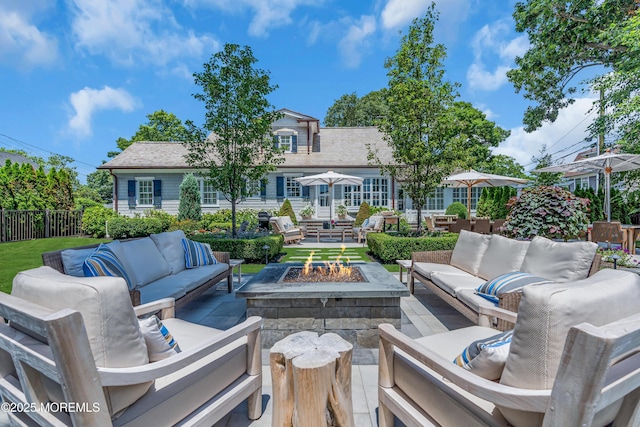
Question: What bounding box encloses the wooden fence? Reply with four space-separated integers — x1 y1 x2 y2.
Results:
0 210 84 243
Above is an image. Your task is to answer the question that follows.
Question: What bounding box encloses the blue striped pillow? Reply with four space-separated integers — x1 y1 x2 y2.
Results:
181 238 217 268
476 271 552 305
83 244 134 289
454 330 513 380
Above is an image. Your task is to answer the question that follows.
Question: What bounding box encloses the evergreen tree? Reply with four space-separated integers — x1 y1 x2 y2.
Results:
178 174 201 221
278 199 297 225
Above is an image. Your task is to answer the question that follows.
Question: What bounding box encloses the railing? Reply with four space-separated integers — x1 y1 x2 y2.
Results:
0 209 84 243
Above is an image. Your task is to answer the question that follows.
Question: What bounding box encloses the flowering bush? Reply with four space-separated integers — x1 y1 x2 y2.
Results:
598 247 639 268
298 203 315 217
505 186 590 241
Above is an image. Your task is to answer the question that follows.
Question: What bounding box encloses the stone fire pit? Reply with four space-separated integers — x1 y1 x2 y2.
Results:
236 262 409 348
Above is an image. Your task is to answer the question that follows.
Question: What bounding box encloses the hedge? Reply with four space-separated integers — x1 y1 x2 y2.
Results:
190 234 284 262
366 232 459 263
107 217 163 239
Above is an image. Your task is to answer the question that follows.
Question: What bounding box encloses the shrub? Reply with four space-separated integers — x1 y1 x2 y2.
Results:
82 206 118 238
178 174 201 221
445 201 467 219
168 219 201 236
505 186 590 241
190 234 284 262
75 197 102 210
143 209 175 231
367 232 459 263
279 199 297 224
201 209 260 230
354 202 371 226
107 217 163 239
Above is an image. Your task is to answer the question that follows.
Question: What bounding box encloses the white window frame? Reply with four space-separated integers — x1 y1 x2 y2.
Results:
198 178 219 206
425 187 444 211
279 135 292 153
285 176 301 198
452 187 482 210
136 178 154 207
247 179 262 197
343 185 362 207
363 177 389 207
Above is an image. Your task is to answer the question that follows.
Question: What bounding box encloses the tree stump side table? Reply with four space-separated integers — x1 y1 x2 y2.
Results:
270 331 354 427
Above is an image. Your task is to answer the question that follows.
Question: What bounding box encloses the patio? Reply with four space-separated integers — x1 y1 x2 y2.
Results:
175 244 472 427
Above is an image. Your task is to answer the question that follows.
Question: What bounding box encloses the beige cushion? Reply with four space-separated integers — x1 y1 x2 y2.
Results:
150 230 187 274
450 231 491 275
430 271 485 297
12 266 151 416
477 235 530 280
499 268 640 427
412 262 470 280
456 288 498 313
520 236 597 282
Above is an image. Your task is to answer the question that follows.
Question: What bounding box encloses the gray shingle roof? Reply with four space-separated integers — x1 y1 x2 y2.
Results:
99 127 393 170
0 152 40 169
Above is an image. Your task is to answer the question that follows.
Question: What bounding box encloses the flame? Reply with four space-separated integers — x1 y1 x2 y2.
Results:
301 245 354 280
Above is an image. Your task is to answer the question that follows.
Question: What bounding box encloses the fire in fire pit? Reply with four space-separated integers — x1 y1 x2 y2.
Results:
282 245 365 283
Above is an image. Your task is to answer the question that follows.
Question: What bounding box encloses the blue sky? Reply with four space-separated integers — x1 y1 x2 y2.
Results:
0 0 599 182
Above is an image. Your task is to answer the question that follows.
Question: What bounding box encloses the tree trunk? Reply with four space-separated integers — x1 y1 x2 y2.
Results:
231 198 237 239
270 332 354 427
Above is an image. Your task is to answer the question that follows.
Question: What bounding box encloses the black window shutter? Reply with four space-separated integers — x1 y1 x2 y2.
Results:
260 178 267 201
291 135 297 153
153 180 162 207
302 185 309 199
276 176 284 201
128 180 136 208
273 135 279 149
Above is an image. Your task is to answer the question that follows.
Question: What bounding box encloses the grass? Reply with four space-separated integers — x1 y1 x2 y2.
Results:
279 246 373 263
0 237 111 294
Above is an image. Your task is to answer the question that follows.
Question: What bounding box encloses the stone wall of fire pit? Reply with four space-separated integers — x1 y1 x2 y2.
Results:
236 262 409 348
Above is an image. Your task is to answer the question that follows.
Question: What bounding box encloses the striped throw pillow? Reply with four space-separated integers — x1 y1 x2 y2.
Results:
138 315 181 362
475 271 552 305
454 330 513 380
181 238 217 268
83 244 134 289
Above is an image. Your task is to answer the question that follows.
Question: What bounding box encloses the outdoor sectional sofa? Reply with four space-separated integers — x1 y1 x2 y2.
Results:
410 230 601 328
42 230 232 309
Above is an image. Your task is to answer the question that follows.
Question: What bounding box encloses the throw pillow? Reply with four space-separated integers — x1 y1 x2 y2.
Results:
361 218 370 228
182 238 217 268
475 272 552 305
138 315 181 362
454 330 513 380
83 244 134 289
61 247 96 277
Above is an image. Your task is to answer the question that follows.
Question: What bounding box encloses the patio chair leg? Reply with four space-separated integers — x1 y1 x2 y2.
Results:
378 401 394 427
227 275 233 293
247 388 262 420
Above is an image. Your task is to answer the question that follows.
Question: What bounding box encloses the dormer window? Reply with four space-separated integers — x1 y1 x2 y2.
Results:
279 135 292 152
274 129 298 153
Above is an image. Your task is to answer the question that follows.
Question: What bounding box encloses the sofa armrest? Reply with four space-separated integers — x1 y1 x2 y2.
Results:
134 298 176 319
411 250 453 265
98 316 262 386
477 305 518 329
212 251 230 265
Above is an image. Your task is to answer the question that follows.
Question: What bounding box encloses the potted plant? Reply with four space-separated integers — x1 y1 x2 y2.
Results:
299 203 315 220
336 204 348 220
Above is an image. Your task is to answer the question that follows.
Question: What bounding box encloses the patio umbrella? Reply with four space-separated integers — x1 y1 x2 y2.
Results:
535 151 640 222
296 170 363 220
442 170 529 219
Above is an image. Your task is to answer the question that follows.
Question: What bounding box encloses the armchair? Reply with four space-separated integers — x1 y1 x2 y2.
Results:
0 267 263 426
270 216 304 244
379 268 640 427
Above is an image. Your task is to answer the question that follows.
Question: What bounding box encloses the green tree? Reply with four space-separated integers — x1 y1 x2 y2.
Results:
478 154 527 179
184 43 283 238
371 7 462 233
177 174 201 221
278 199 297 225
110 110 189 157
507 0 638 141
531 145 563 186
84 169 113 202
324 90 388 127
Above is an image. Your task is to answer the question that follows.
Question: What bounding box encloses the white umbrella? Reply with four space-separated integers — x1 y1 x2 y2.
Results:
535 151 640 222
296 170 363 220
442 169 529 219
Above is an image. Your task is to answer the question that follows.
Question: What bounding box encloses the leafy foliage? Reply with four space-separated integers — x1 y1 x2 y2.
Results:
0 160 75 210
476 187 516 219
106 217 163 239
178 174 201 221
324 90 388 127
81 206 119 238
366 232 459 263
190 234 284 262
143 209 174 231
278 199 297 224
110 110 189 157
201 209 260 230
505 186 590 240
445 202 468 219
354 202 371 226
184 43 283 237
84 170 113 202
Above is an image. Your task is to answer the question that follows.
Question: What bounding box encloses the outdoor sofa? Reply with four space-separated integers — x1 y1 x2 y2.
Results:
42 230 232 309
410 230 601 328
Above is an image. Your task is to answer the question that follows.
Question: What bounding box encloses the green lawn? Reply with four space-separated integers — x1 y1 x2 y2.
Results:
0 237 111 294
279 246 373 263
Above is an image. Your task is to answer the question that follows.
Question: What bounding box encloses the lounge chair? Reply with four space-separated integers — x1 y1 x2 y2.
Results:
353 215 384 243
379 268 640 427
592 220 627 250
0 267 263 426
270 216 304 243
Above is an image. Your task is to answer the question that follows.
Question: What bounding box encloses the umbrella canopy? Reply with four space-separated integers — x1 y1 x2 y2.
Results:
535 151 640 222
442 169 529 219
295 170 364 220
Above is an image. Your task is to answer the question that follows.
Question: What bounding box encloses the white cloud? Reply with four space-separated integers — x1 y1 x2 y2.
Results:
0 3 58 69
67 86 141 138
338 16 377 69
493 97 597 167
380 0 471 40
187 0 322 37
380 0 430 29
467 19 529 91
70 0 218 67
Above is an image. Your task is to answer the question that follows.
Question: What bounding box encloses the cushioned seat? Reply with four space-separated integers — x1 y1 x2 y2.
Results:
412 262 472 280
456 288 498 313
430 271 485 297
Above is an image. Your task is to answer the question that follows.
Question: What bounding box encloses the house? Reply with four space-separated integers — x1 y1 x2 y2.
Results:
559 147 600 193
99 109 483 219
0 152 41 170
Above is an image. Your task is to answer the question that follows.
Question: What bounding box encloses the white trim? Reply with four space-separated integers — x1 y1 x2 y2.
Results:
197 178 219 207
135 178 154 207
